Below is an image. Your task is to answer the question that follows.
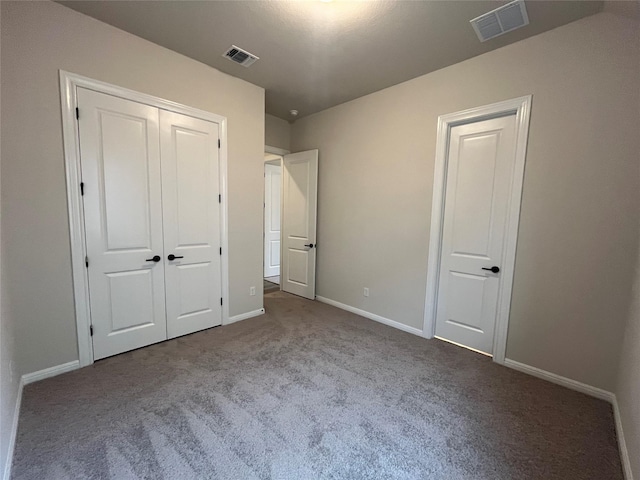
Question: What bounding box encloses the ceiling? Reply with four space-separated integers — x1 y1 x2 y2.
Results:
58 1 603 121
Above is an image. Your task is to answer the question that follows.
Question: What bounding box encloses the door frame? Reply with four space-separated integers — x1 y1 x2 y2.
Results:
422 95 532 365
60 70 230 368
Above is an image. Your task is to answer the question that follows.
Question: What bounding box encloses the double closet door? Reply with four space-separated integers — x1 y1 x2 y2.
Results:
78 88 222 360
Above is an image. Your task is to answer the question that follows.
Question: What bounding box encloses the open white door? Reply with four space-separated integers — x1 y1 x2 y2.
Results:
281 150 318 300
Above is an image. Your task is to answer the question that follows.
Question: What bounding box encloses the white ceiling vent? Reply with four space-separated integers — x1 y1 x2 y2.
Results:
470 0 529 42
222 45 259 67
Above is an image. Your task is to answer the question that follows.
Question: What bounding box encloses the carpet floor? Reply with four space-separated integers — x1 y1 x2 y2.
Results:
263 279 279 294
12 292 622 479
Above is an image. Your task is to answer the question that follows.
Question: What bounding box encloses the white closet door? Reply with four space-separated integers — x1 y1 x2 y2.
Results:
160 110 222 339
78 88 167 360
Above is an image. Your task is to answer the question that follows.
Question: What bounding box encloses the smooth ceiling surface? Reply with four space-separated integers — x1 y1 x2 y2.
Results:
58 1 603 120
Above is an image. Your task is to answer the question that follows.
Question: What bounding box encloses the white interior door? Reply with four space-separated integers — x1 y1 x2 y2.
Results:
264 162 282 278
281 150 318 300
435 115 517 355
160 110 222 339
78 88 167 360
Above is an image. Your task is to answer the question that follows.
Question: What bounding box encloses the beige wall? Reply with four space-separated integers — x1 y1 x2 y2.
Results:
0 181 19 480
616 229 640 479
1 1 265 375
1 1 22 470
291 12 640 391
265 114 291 151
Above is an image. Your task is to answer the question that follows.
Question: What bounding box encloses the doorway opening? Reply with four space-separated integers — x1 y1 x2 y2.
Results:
264 151 283 294
263 146 319 300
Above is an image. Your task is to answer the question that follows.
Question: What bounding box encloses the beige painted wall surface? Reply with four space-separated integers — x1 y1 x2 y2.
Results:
291 12 640 391
265 114 291 151
1 1 22 470
1 1 265 375
617 234 640 479
0 165 20 480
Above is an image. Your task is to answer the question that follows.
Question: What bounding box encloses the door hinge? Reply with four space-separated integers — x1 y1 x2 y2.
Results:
85 256 89 268
219 247 222 255
89 325 93 336
76 107 79 120
80 182 85 196
220 298 223 306
218 194 221 203
218 139 221 149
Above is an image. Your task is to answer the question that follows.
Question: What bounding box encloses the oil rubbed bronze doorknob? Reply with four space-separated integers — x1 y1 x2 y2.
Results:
482 266 500 273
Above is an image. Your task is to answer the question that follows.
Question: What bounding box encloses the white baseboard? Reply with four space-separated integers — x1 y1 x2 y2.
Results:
3 378 23 480
21 360 80 386
225 308 265 325
503 358 614 402
315 296 424 337
613 396 634 480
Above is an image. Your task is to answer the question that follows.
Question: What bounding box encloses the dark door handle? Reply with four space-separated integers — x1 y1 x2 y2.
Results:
145 255 161 263
304 243 315 248
168 254 184 261
482 266 500 273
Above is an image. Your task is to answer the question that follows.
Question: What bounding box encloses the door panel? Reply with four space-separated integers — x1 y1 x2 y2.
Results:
107 269 156 332
78 88 167 360
435 115 517 354
264 162 282 277
450 134 499 257
100 114 153 251
269 241 280 267
282 150 318 299
175 262 213 316
444 271 494 335
160 110 222 339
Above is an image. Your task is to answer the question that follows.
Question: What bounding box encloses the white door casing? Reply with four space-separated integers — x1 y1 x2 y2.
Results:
434 115 517 355
78 88 168 360
61 71 229 367
264 162 282 278
281 150 318 300
423 96 532 364
160 110 222 339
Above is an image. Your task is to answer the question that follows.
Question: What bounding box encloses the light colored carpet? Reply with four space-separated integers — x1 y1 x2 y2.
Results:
12 292 622 479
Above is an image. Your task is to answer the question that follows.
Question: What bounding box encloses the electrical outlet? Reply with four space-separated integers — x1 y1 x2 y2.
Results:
363 287 369 297
250 286 256 296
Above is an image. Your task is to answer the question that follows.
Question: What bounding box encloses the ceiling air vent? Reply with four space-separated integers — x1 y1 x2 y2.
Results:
222 45 259 67
470 0 529 42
